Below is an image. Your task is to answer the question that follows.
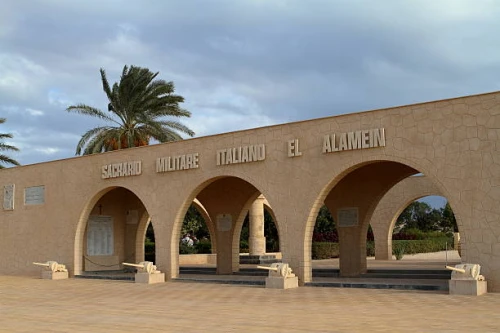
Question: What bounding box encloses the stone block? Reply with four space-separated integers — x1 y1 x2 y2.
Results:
41 271 69 280
135 272 165 284
265 276 298 289
449 280 487 296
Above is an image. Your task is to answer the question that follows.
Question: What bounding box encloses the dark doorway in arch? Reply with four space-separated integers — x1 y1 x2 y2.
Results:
144 223 155 262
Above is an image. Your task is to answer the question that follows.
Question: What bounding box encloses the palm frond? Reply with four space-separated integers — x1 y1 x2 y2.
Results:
66 104 118 123
0 143 20 152
0 154 20 167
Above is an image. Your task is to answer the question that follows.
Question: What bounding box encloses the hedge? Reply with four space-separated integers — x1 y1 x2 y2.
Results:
389 237 453 256
312 237 452 259
312 242 340 259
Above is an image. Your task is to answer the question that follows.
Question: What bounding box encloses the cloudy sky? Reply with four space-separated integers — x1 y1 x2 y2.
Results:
1 0 500 207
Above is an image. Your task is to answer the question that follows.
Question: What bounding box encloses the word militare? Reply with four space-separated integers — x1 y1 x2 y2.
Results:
101 128 386 179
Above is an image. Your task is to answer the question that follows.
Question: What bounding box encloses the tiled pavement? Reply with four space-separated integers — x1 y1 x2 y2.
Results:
1 275 499 333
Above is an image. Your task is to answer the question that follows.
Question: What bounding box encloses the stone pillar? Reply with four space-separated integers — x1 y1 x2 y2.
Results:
249 195 266 255
373 229 392 260
453 233 460 251
216 229 233 274
338 226 367 277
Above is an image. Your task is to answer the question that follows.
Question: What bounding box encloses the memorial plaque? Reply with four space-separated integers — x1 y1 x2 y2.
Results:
87 215 114 256
3 184 14 210
126 210 139 225
24 185 45 205
338 207 359 227
216 214 232 231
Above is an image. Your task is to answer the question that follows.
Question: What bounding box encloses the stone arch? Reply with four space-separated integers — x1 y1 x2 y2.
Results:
231 193 268 271
169 175 282 277
134 212 151 262
192 198 217 253
302 155 464 283
230 195 282 270
370 175 444 260
73 185 152 276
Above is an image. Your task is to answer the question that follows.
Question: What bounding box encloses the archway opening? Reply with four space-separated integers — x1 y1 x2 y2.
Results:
306 168 465 290
75 186 149 276
305 160 420 282
240 205 280 254
178 203 212 261
173 176 278 276
390 196 459 260
145 222 155 262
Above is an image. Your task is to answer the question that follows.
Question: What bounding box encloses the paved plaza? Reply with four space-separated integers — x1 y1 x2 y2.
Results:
1 273 499 333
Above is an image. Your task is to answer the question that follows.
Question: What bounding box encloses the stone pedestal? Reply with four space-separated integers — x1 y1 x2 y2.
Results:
41 271 69 280
449 280 487 296
135 272 165 284
265 276 299 289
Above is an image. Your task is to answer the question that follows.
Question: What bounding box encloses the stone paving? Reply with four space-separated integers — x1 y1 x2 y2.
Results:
1 274 499 333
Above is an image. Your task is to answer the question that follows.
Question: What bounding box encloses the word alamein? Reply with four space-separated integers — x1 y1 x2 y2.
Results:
102 161 142 179
156 153 200 173
216 144 266 166
322 128 386 153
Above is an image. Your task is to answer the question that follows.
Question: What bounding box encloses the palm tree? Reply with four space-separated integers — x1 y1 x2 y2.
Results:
0 118 20 168
66 65 195 155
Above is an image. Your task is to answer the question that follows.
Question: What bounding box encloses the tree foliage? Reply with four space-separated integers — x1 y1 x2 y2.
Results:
0 118 20 168
181 204 209 239
396 200 457 233
66 65 194 155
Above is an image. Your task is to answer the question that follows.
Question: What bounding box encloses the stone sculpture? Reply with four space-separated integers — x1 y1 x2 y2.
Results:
257 263 299 289
446 263 487 295
122 261 165 284
33 261 68 280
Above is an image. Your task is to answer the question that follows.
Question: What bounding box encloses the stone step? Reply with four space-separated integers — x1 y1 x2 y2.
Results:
306 278 449 291
179 267 452 279
239 254 281 265
173 277 265 286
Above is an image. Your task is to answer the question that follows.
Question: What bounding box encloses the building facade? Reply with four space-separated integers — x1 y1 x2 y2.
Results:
1 91 499 291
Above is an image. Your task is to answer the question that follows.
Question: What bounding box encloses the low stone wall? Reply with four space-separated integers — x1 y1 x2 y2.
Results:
179 254 217 265
179 252 282 265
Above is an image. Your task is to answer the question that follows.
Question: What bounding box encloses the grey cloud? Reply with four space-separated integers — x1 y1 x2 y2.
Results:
1 0 500 166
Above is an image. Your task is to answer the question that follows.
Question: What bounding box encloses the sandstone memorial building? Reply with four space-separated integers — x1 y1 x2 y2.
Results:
1 91 499 292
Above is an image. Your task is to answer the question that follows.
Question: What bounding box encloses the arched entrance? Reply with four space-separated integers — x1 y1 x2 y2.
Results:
306 160 421 278
171 176 282 276
74 186 149 276
369 175 445 260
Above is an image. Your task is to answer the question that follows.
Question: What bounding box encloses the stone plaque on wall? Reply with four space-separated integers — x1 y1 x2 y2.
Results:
338 207 359 227
126 210 139 225
216 214 232 232
87 215 114 256
3 184 14 210
24 185 45 205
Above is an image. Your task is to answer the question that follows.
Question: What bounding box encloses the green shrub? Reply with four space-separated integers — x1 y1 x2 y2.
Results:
145 241 155 262
240 240 249 253
195 239 212 254
145 241 155 254
392 237 451 255
179 242 197 254
366 242 375 257
312 242 339 259
393 244 405 260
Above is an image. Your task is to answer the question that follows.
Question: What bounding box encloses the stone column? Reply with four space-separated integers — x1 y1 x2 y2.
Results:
249 195 266 255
